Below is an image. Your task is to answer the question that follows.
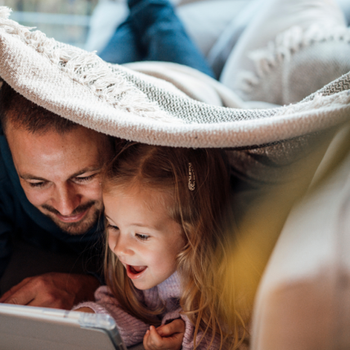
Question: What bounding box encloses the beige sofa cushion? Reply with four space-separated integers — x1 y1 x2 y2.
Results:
220 0 350 105
251 125 350 350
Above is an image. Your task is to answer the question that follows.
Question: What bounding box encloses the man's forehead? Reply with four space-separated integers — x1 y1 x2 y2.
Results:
7 123 111 174
6 120 106 143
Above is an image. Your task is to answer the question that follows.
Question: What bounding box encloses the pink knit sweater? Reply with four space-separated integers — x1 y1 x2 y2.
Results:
74 272 222 349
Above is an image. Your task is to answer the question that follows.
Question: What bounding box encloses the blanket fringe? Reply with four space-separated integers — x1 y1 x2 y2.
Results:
0 7 181 124
0 6 11 19
238 24 350 93
277 91 350 117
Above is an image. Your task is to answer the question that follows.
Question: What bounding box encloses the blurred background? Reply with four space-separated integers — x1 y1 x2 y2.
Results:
0 0 99 47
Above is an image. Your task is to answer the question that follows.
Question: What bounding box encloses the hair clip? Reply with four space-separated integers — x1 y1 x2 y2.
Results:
188 162 195 191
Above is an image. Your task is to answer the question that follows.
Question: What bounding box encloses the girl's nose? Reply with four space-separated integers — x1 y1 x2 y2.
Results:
113 234 133 257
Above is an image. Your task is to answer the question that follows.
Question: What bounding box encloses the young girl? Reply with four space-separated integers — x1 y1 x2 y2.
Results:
74 143 247 350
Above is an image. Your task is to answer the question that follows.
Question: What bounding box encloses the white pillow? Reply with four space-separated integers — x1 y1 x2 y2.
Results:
176 0 248 57
85 0 127 53
337 0 350 24
220 0 349 105
207 0 260 78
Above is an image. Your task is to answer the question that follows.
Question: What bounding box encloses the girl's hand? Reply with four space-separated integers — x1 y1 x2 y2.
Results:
143 319 185 350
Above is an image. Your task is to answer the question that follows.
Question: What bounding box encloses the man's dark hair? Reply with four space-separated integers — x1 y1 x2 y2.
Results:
0 81 78 134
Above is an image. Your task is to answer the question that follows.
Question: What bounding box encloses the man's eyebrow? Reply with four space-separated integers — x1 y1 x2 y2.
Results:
70 167 102 178
19 167 102 181
20 174 47 181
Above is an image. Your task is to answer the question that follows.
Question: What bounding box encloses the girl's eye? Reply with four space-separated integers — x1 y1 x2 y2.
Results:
107 224 119 232
136 234 149 241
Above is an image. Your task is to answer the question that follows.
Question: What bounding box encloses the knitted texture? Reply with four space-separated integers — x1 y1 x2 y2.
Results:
0 6 349 148
73 273 232 349
235 24 350 105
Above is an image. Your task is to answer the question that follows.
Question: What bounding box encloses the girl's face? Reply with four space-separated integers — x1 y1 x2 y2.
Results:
104 184 185 290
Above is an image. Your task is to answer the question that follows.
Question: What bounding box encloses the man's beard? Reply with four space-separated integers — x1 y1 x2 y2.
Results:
41 201 102 235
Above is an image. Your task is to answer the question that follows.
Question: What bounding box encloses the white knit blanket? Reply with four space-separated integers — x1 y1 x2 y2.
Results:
0 6 349 149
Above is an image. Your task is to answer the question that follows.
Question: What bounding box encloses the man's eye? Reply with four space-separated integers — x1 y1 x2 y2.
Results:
75 174 96 183
28 182 46 188
136 234 149 241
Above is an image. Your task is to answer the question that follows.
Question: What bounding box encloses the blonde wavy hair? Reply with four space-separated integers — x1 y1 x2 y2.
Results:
103 142 247 349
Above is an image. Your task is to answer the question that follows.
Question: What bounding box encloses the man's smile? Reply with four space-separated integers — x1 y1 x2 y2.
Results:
55 209 90 223
41 201 96 223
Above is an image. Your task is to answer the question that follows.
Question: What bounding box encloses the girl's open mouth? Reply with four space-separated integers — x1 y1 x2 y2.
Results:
126 264 147 279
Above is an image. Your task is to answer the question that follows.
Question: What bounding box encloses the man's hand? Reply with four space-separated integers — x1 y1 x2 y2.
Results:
0 272 100 309
74 307 95 313
143 319 185 350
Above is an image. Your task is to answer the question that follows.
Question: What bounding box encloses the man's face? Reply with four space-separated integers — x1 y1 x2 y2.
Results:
6 122 113 235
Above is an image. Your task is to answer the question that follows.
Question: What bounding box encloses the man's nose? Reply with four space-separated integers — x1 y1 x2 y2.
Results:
51 184 82 216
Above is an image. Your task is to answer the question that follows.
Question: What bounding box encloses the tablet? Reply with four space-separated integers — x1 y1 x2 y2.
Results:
0 303 128 350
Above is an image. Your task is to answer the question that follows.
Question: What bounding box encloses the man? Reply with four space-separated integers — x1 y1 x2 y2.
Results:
0 82 114 309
